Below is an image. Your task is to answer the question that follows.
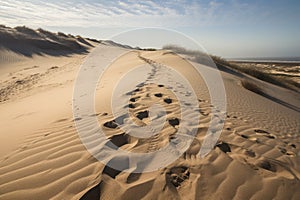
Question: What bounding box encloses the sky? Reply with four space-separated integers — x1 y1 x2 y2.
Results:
0 0 299 58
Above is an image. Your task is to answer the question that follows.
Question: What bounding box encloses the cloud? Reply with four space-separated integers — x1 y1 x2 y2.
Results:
0 0 298 28
0 0 212 27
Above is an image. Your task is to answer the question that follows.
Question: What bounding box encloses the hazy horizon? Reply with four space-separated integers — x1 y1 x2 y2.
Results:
1 0 299 58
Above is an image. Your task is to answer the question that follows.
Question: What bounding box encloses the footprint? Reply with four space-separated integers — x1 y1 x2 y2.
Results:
73 117 82 121
115 114 127 125
126 88 140 96
136 83 145 87
103 120 118 129
49 66 59 70
200 111 208 116
126 172 142 184
125 91 134 95
216 142 231 153
154 93 163 97
278 147 287 154
166 166 190 188
264 134 276 139
286 151 296 157
136 111 149 120
254 129 270 134
89 113 100 117
106 133 129 149
168 118 180 127
257 160 276 172
80 183 100 200
164 98 172 104
254 129 276 139
128 103 135 108
240 134 249 139
102 156 129 179
245 149 256 157
130 97 138 102
278 147 296 157
15 80 25 84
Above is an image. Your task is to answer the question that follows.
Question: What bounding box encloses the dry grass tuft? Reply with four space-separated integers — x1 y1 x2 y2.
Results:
241 80 263 95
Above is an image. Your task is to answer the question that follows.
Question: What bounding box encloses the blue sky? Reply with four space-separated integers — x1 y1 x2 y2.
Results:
0 0 299 58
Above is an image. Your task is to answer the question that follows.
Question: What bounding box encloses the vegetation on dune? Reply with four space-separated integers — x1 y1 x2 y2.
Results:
162 44 214 66
140 48 157 51
162 45 299 92
212 56 299 92
240 80 263 95
14 26 40 37
0 25 95 56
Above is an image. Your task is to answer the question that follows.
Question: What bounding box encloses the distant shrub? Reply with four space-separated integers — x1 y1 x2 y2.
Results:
37 28 60 40
57 32 68 37
76 36 93 47
141 48 157 51
162 44 213 66
86 38 101 43
68 34 76 38
37 28 52 35
15 26 40 37
241 80 263 94
163 44 200 55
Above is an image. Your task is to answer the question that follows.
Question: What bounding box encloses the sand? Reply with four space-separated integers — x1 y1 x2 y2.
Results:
0 27 300 200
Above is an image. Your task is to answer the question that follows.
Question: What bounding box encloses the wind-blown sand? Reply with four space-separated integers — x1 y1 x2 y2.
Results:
0 27 299 200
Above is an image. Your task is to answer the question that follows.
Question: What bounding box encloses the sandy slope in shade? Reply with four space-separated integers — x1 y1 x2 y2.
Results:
0 44 300 199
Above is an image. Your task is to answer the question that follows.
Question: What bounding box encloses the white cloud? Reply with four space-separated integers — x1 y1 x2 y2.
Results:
0 0 278 28
0 0 211 27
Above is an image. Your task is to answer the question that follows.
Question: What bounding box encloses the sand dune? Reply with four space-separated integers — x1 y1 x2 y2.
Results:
0 25 97 58
0 29 300 200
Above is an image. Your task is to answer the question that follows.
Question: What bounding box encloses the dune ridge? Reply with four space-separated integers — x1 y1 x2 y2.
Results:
0 25 98 58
